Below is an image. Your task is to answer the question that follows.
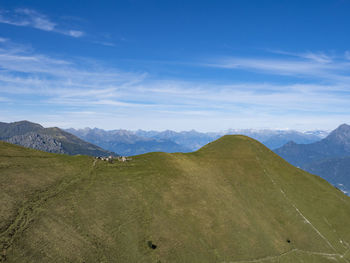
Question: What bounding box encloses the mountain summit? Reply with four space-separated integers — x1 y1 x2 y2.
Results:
275 124 350 166
324 124 350 148
275 123 350 195
1 135 350 262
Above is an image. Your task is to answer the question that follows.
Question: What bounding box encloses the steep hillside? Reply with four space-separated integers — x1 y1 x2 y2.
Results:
0 121 115 156
1 136 350 262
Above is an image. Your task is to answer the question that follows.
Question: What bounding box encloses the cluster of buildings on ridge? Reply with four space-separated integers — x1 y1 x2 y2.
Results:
96 155 132 163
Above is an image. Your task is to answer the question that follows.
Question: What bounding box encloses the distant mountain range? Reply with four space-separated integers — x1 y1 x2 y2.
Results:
2 120 349 196
225 129 328 149
1 121 327 158
66 128 191 156
68 127 328 156
275 124 350 195
137 129 328 151
0 121 115 156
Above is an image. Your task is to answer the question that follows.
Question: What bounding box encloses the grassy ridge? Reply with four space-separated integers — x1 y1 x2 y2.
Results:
1 136 350 262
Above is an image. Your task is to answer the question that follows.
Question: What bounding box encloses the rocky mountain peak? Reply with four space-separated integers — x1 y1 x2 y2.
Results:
325 124 350 145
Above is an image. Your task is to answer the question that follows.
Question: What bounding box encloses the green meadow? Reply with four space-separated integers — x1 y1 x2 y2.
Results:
1 135 350 263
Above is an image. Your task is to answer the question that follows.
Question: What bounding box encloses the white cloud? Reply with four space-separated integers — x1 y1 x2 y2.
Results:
0 8 84 38
92 41 116 47
67 30 84 38
202 50 350 85
205 57 338 77
345 51 350 60
299 52 333 64
268 49 333 64
16 8 56 31
0 96 10 102
0 44 349 131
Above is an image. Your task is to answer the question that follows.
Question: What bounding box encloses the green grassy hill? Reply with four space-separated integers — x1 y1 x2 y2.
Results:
1 135 350 263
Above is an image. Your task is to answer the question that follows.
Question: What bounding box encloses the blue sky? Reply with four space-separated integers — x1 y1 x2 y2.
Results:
0 0 349 131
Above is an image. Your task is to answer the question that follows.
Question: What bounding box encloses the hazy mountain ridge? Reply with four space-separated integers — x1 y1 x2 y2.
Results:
135 129 221 151
275 123 350 195
68 127 327 155
66 127 191 156
225 129 327 149
136 128 327 150
0 121 115 156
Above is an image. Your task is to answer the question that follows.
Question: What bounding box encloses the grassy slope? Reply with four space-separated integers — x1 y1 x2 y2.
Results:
1 136 350 263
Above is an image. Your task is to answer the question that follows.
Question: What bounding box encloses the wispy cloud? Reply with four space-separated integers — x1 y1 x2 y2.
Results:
205 57 339 78
300 52 333 64
0 8 84 37
0 37 9 42
268 49 334 64
0 42 349 131
92 40 116 47
0 96 10 102
345 51 350 60
67 30 84 38
204 50 350 83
